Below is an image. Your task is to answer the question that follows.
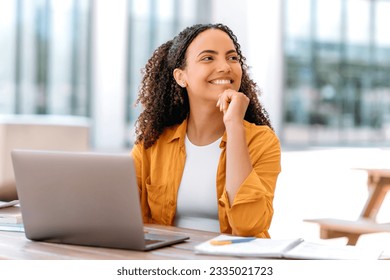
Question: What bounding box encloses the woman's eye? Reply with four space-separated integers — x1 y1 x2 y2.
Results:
201 56 213 61
228 55 239 61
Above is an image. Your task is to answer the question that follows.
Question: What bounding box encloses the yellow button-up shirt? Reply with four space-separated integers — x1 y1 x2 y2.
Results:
131 119 281 238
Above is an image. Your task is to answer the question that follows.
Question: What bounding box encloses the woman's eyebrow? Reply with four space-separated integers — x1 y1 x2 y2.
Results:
197 49 237 57
226 49 238 55
197 50 218 57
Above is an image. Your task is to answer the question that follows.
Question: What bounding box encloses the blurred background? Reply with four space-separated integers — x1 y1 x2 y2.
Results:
1 0 390 249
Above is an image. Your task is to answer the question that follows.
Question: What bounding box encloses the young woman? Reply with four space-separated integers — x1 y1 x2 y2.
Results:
131 23 281 238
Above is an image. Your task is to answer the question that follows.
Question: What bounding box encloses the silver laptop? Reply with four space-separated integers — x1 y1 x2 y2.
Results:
11 149 189 251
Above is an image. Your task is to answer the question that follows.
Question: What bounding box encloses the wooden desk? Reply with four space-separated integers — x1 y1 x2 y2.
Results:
0 224 236 260
306 168 390 245
1 221 389 260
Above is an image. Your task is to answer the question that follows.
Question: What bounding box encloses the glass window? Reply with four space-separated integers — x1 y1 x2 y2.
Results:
283 0 390 147
284 0 311 61
0 1 16 113
376 0 390 47
346 0 371 62
316 0 342 43
48 0 91 116
375 0 390 65
0 0 92 116
18 0 38 114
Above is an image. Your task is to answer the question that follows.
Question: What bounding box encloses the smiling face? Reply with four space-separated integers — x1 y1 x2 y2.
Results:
174 28 243 105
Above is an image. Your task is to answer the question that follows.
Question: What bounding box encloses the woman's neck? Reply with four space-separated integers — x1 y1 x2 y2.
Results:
186 106 225 146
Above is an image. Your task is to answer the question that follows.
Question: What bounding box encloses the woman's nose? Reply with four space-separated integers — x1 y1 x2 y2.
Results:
216 59 231 72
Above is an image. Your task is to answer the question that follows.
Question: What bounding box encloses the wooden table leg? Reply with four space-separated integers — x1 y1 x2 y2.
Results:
320 228 361 245
361 176 390 220
345 234 360 246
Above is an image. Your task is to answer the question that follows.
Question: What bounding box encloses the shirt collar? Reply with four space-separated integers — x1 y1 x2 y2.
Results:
168 118 188 147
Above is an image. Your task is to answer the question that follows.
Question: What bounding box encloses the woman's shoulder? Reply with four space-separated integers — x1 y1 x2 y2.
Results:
134 121 186 150
243 120 277 137
243 120 280 147
243 121 281 158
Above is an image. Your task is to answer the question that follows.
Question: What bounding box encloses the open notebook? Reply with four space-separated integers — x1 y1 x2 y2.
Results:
195 235 383 260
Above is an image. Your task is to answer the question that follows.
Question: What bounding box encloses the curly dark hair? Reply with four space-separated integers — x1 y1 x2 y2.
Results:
135 23 273 149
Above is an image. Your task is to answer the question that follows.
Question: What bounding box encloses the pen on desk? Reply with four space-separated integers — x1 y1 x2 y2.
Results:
210 237 256 246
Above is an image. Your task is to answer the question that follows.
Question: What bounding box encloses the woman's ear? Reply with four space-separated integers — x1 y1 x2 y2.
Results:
173 68 186 88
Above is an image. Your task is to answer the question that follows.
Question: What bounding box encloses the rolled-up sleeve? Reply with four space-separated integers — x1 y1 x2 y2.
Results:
218 127 281 237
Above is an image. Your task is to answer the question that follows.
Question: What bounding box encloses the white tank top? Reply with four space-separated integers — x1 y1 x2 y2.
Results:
174 134 222 232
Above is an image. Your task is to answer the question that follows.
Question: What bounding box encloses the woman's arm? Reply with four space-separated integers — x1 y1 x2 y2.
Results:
217 90 281 236
217 89 252 205
223 133 281 236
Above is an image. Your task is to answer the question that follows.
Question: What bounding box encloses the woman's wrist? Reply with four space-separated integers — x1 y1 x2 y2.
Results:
224 119 245 133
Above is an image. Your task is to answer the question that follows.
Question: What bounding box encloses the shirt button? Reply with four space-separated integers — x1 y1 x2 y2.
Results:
169 200 174 206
